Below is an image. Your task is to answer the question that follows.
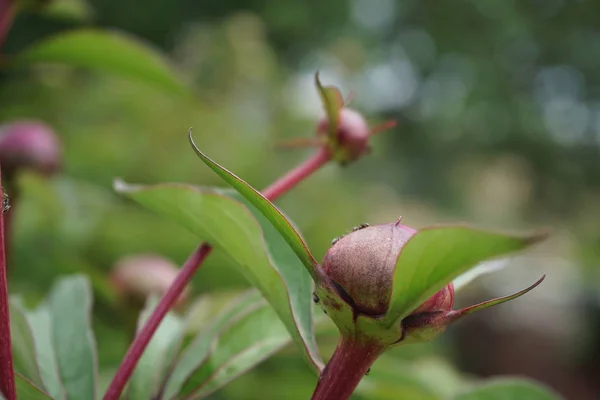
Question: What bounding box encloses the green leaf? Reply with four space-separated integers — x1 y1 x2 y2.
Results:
188 131 318 278
27 306 66 400
315 72 344 140
454 378 563 400
164 290 263 398
384 226 547 326
179 299 291 399
47 275 97 400
14 29 190 97
115 181 322 373
9 301 44 389
15 374 53 400
127 296 185 400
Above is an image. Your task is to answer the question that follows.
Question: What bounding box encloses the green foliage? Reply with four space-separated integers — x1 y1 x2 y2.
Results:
114 180 322 373
454 378 564 400
314 73 344 141
15 374 53 400
14 29 190 98
384 227 547 326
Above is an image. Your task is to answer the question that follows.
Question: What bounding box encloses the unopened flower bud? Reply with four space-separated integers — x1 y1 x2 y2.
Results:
410 283 455 315
110 254 190 309
320 222 416 315
0 120 61 177
317 108 371 162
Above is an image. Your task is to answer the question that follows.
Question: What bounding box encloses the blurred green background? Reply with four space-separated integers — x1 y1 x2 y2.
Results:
1 0 599 399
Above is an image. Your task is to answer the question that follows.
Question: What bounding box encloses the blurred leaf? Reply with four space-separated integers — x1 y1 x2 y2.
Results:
356 372 440 400
453 259 509 292
384 226 546 327
27 307 66 400
15 374 53 400
115 180 322 372
9 301 44 389
183 290 246 335
179 299 291 399
454 378 563 400
188 132 319 277
127 296 185 400
164 290 263 398
15 29 190 98
315 72 344 140
47 275 97 400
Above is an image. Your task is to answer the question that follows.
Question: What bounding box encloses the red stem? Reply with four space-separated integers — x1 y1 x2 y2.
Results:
103 148 332 400
0 169 16 400
262 147 330 201
103 244 213 400
310 337 384 400
0 0 15 52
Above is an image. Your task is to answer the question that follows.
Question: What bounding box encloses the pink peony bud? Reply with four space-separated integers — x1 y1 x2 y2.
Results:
320 222 417 315
317 108 371 162
0 120 61 177
110 254 190 309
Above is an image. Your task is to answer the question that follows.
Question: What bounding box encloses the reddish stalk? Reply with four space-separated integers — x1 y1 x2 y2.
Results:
103 147 332 400
0 0 15 52
310 337 384 400
0 169 15 400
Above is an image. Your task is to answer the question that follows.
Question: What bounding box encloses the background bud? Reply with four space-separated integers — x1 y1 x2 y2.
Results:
110 254 190 309
320 222 416 315
317 108 370 162
0 120 62 177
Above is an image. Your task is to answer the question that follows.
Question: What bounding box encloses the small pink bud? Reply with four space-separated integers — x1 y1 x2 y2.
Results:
320 222 416 315
317 108 371 162
110 254 190 309
410 283 455 315
0 120 61 177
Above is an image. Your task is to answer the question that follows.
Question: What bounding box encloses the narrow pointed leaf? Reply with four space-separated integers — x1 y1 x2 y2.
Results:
179 301 291 399
127 296 185 400
47 275 97 400
315 73 344 140
15 29 190 97
9 301 44 389
458 275 545 316
15 374 53 400
115 181 322 372
188 132 318 277
454 378 563 400
164 290 263 399
384 226 547 327
453 259 509 292
27 307 66 400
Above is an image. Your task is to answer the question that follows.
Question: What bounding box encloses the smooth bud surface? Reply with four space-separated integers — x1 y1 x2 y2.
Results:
0 120 61 176
317 108 370 162
111 254 190 308
410 283 455 315
321 223 416 315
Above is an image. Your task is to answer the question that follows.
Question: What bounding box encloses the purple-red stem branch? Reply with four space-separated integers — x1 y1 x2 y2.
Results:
0 0 15 53
0 167 15 400
310 337 384 400
103 147 332 400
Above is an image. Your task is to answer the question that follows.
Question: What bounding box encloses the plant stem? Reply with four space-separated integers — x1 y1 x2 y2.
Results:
310 337 384 400
103 244 212 400
0 0 15 52
103 147 332 400
0 169 15 400
262 147 330 201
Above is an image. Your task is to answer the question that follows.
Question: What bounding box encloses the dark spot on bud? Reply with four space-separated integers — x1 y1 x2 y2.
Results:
365 368 371 376
313 292 320 303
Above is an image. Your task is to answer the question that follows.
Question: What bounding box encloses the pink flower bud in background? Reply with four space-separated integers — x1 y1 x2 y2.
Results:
0 120 61 177
110 254 190 310
317 108 371 162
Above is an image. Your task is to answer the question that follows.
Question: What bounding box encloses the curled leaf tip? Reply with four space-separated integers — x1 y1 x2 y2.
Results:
457 274 546 317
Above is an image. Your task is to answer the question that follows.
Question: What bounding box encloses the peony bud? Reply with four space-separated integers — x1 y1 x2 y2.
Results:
0 120 61 177
110 254 190 309
316 108 371 163
320 222 416 315
410 283 455 315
